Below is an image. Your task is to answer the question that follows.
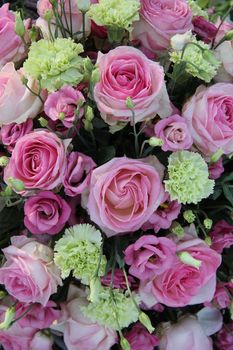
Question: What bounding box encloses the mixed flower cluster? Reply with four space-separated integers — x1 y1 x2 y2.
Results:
0 0 233 350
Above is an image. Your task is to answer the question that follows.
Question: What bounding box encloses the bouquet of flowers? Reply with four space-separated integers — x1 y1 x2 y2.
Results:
0 0 233 349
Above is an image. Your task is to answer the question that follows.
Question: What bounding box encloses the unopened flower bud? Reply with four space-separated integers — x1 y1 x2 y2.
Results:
15 12 25 38
139 312 155 334
210 149 224 163
89 277 102 303
178 251 202 269
58 112 65 121
183 210 195 223
0 306 16 330
77 0 91 13
171 222 184 237
126 97 134 110
204 218 213 230
38 117 48 127
120 336 131 350
205 237 212 246
85 106 94 122
148 137 163 147
44 9 53 22
0 156 9 167
8 177 25 192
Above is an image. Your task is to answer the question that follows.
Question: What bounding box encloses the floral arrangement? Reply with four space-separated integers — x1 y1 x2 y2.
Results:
0 0 233 349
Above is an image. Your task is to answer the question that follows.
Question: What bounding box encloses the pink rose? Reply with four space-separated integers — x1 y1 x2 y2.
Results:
154 114 193 151
216 323 233 350
159 316 213 350
86 156 165 236
44 86 85 128
0 63 42 126
182 83 233 156
213 283 231 309
0 236 62 305
209 158 224 179
24 191 71 235
125 323 159 350
0 320 35 350
132 0 193 51
30 332 53 350
124 235 177 281
56 285 117 350
140 235 221 307
101 269 136 290
210 220 233 253
63 152 96 197
0 4 27 68
142 192 181 232
0 119 33 152
16 300 60 329
193 16 217 44
4 130 70 192
94 46 172 125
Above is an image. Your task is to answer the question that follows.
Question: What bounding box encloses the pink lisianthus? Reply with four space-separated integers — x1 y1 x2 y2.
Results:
132 0 193 52
210 220 233 253
86 156 165 236
44 86 85 128
216 323 233 350
30 332 53 350
209 158 224 180
124 235 177 281
0 119 33 152
192 16 218 44
0 236 62 305
94 46 172 125
101 269 136 290
154 114 193 151
125 323 159 350
213 283 232 309
24 191 71 235
63 152 96 197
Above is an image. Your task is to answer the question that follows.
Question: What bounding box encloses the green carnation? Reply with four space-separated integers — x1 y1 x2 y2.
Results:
82 286 140 330
23 38 84 91
164 151 215 204
54 224 106 284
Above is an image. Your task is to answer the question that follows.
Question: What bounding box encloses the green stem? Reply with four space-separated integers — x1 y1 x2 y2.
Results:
82 12 86 44
68 0 73 37
212 4 233 49
11 304 34 326
130 109 139 158
25 83 44 103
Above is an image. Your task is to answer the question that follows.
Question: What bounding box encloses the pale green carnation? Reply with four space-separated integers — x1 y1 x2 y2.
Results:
88 0 140 31
54 224 106 284
82 286 140 330
164 151 215 204
188 0 209 19
23 38 84 91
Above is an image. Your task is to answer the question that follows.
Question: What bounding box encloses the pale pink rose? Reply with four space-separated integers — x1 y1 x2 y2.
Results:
142 192 181 232
125 323 159 350
44 86 85 128
209 158 224 179
193 16 217 44
124 235 177 281
0 319 35 350
16 300 60 329
94 46 172 125
86 156 165 236
0 119 33 152
56 285 117 350
132 0 193 51
210 220 233 253
101 269 136 290
216 323 233 350
0 4 28 68
0 63 42 126
30 332 53 350
182 83 233 156
154 114 193 151
24 191 71 235
213 283 231 309
140 235 221 307
0 236 62 305
63 152 96 197
4 130 70 192
159 316 213 350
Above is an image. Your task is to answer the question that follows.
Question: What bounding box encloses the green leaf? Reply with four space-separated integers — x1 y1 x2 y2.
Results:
96 146 116 165
223 185 233 206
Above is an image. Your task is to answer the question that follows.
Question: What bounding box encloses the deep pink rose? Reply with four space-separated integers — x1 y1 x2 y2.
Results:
0 4 27 68
24 191 71 235
210 220 233 253
213 283 231 309
44 86 85 128
0 119 33 152
4 130 70 192
154 114 193 151
63 152 96 197
132 0 193 51
101 269 136 290
193 16 217 44
30 332 53 350
86 156 165 236
16 300 60 329
159 316 213 350
94 46 172 125
124 235 177 281
125 323 159 350
142 192 181 232
0 236 62 305
0 63 42 126
140 235 221 307
182 83 233 156
209 158 224 179
216 323 233 350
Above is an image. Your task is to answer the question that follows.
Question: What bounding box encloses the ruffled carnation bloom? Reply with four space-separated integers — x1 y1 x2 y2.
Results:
0 63 42 126
216 323 233 350
140 234 221 308
24 191 71 235
0 236 62 305
101 268 136 290
209 158 224 180
0 119 33 152
4 130 70 192
44 86 85 128
86 156 165 236
142 192 181 232
210 220 233 253
125 323 159 350
182 83 233 156
132 0 193 51
94 46 172 125
63 152 96 196
154 114 193 151
124 235 177 281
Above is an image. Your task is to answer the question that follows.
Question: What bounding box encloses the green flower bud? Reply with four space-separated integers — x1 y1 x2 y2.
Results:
120 336 131 350
58 112 65 121
44 9 53 22
204 237 212 246
210 149 224 163
178 251 202 269
38 117 49 127
0 306 16 330
0 291 7 300
91 68 100 85
85 106 94 122
84 119 93 132
171 222 184 237
0 156 9 167
8 177 25 192
21 75 28 86
148 137 163 147
204 218 213 230
89 277 102 303
125 97 134 109
29 27 38 42
183 210 195 224
4 186 13 197
14 12 25 38
225 29 233 41
139 312 155 334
